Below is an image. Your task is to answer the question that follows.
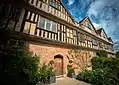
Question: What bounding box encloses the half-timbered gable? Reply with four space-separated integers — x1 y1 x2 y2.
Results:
27 0 75 24
79 17 97 34
79 17 99 49
13 0 81 46
101 29 108 40
97 28 108 40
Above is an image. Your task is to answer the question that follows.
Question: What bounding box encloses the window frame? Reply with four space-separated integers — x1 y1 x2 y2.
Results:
49 0 60 10
37 16 57 33
92 38 97 45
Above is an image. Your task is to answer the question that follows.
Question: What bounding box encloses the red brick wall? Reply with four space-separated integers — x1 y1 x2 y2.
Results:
27 41 95 76
27 41 69 75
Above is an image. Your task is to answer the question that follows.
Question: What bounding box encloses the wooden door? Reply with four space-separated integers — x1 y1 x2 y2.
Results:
54 55 63 76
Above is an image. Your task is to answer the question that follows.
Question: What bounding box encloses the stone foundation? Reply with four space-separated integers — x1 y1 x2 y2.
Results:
27 41 95 76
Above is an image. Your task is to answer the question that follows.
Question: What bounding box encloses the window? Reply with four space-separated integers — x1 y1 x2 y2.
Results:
8 39 25 48
66 28 74 44
27 11 31 19
78 33 85 42
52 21 56 32
9 39 17 46
31 13 35 21
39 17 45 29
23 22 30 34
26 11 38 22
81 34 86 42
30 23 36 35
60 25 66 42
18 41 25 48
46 19 51 30
92 38 97 45
38 16 57 32
70 30 73 38
78 32 81 41
49 1 59 9
73 30 77 44
87 23 91 29
3 5 20 21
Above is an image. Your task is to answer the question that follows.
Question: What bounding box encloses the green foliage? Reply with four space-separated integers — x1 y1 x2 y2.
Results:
76 70 93 83
96 50 107 57
0 48 40 85
39 62 55 84
68 68 75 74
48 60 54 65
77 55 119 85
67 64 75 74
67 64 72 69
116 51 119 58
91 56 103 69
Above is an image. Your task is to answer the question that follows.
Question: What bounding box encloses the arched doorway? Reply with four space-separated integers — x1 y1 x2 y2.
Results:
54 55 63 76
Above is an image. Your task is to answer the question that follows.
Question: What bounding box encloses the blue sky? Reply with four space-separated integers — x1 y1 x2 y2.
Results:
62 0 119 51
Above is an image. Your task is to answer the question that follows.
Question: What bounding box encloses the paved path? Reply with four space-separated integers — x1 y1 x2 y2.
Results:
51 77 91 85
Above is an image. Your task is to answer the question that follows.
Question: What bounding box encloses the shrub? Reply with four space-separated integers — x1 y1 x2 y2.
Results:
91 56 103 70
0 48 40 85
67 64 75 74
67 64 72 69
96 50 107 57
76 70 93 83
68 68 75 74
116 51 119 58
49 60 54 65
39 62 56 84
77 55 119 85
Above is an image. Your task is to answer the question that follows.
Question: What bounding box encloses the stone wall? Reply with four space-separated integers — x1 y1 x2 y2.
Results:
27 41 95 76
67 49 95 74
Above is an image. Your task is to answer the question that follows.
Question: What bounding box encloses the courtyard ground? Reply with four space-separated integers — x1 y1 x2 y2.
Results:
51 77 91 85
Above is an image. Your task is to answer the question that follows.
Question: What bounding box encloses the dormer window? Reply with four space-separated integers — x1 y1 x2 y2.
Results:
49 0 59 9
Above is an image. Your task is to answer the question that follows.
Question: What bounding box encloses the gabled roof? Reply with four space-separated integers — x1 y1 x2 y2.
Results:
96 28 109 39
59 0 74 23
79 16 87 23
108 37 113 43
96 28 102 35
79 16 97 33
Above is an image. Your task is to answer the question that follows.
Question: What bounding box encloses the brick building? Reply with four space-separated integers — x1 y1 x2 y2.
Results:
0 0 115 77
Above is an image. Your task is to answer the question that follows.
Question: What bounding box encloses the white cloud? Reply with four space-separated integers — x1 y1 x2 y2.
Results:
88 0 119 38
68 0 75 5
87 0 119 51
92 23 102 29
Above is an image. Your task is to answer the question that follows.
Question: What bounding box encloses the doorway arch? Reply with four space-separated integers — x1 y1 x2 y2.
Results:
54 55 63 76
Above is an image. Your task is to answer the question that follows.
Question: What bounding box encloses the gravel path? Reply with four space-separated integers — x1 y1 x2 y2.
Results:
51 77 91 85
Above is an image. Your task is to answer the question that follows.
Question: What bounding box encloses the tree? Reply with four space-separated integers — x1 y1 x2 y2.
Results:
96 50 107 57
116 51 119 58
0 46 40 85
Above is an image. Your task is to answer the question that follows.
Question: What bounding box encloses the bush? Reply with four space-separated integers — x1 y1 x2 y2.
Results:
91 56 103 70
68 68 75 74
77 55 119 85
38 62 56 84
67 64 75 74
76 70 93 83
49 60 54 65
116 51 119 58
0 48 40 85
96 50 107 57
